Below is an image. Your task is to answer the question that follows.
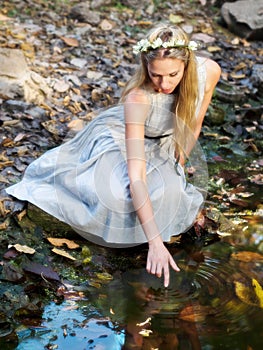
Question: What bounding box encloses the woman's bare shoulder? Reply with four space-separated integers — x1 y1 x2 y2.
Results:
124 87 150 104
204 58 221 90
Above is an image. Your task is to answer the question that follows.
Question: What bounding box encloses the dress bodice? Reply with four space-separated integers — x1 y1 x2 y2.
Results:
144 93 175 137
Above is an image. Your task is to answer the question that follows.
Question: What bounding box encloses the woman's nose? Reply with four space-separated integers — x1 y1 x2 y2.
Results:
160 77 169 89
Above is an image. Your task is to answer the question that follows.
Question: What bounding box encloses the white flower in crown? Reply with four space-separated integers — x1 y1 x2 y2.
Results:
188 40 198 51
133 37 198 54
151 38 163 49
133 39 150 54
162 39 185 48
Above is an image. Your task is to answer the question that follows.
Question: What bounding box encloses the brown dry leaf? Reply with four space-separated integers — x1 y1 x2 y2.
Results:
231 251 263 262
16 209 27 222
60 36 79 47
230 73 246 79
179 305 208 322
52 248 76 260
207 46 222 52
47 237 79 249
8 244 35 255
21 42 35 59
0 219 9 230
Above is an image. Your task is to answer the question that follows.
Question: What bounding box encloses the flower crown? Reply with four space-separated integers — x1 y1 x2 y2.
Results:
133 37 198 55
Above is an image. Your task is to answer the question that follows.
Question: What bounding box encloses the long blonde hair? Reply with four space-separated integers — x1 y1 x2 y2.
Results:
121 23 199 157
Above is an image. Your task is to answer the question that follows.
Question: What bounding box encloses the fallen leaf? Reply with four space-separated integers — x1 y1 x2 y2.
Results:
136 317 151 327
138 329 153 337
47 237 79 249
95 272 113 282
52 248 76 260
60 36 79 47
231 251 263 262
179 305 208 322
24 262 60 281
252 279 263 308
207 46 222 52
8 244 35 255
16 209 27 221
234 280 262 308
169 14 183 24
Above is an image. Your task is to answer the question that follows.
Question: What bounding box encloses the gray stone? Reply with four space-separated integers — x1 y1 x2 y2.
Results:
90 0 112 9
221 0 263 40
69 2 100 24
251 64 263 96
0 48 51 105
121 0 153 8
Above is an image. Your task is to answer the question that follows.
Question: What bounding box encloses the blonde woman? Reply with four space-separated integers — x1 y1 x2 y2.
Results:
6 23 221 287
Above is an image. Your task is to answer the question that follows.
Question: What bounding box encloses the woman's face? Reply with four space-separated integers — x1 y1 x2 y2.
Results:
147 57 185 94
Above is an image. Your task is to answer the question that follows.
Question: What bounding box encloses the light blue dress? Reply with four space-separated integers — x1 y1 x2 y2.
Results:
6 57 207 247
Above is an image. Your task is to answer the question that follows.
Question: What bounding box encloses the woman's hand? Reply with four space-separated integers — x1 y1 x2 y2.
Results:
147 235 180 288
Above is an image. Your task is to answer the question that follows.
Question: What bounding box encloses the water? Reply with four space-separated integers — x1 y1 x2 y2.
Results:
12 218 263 350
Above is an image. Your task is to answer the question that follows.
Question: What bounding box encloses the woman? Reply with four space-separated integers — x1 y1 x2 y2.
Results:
6 23 221 287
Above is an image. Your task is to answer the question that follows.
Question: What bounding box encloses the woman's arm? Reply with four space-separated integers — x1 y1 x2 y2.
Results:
124 89 180 287
182 58 221 162
194 58 221 140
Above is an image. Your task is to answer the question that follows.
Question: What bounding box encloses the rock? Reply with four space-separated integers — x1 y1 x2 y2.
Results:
215 80 246 103
207 104 226 125
250 64 263 96
221 0 263 40
0 48 51 105
121 0 153 8
90 0 112 9
69 2 100 24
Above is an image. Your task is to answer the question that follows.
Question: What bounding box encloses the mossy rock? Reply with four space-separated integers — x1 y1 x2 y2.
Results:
25 204 77 238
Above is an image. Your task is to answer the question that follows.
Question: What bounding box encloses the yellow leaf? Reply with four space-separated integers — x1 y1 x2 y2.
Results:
95 272 113 282
47 237 79 249
169 14 183 24
252 279 263 308
52 248 76 260
9 244 35 255
234 280 259 307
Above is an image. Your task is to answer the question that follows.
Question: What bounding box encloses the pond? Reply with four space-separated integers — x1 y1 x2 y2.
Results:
4 214 262 350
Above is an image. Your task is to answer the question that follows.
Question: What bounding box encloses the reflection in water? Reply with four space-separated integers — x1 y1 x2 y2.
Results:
96 229 263 349
15 224 263 350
